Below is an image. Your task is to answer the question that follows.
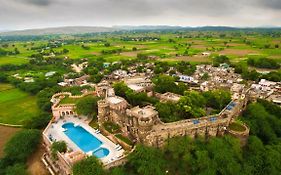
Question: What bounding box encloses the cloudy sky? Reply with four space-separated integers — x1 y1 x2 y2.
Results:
0 0 281 30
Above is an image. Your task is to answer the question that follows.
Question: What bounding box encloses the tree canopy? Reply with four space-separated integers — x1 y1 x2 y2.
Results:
4 129 41 163
75 96 99 117
72 156 104 175
153 74 187 95
51 141 67 159
247 57 280 69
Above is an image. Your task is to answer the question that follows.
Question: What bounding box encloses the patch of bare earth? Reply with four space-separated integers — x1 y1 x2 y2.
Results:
191 45 207 49
227 43 247 47
27 143 49 175
0 125 21 158
134 44 148 49
268 55 281 59
219 49 259 56
91 52 101 56
189 40 205 44
272 40 281 44
161 55 210 62
120 51 142 57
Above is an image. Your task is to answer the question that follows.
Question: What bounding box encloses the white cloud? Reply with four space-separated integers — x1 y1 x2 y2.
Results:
0 0 280 30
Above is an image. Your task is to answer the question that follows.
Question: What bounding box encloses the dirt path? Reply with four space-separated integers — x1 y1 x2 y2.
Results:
27 143 50 175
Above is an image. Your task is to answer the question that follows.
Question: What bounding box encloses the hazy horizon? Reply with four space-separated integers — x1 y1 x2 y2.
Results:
1 0 281 30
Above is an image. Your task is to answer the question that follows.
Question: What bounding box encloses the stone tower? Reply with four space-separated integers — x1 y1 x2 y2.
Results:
97 99 110 124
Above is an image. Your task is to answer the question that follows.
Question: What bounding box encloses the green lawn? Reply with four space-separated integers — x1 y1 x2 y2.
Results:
59 96 79 104
115 134 133 145
0 84 39 125
228 122 246 132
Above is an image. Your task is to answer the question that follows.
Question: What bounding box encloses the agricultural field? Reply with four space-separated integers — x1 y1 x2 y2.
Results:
1 32 281 66
0 83 39 125
0 31 280 124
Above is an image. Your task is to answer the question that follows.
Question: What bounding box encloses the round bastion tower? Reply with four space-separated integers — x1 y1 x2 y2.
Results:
137 113 156 140
97 99 110 124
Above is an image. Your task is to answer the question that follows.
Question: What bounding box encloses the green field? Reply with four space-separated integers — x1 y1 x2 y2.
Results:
0 84 39 125
59 96 79 104
0 32 280 66
0 56 29 65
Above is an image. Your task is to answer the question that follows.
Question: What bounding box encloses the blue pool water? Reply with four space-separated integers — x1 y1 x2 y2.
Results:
62 122 103 153
93 147 109 158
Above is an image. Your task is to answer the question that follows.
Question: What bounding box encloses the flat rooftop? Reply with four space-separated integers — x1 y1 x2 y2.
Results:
107 96 123 104
129 106 157 118
127 84 145 91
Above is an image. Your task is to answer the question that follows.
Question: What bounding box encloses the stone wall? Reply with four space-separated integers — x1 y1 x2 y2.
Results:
138 97 247 147
144 116 230 147
227 123 250 146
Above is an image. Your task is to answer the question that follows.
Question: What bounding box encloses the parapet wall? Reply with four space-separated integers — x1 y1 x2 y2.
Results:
141 98 246 147
227 123 250 146
51 91 95 119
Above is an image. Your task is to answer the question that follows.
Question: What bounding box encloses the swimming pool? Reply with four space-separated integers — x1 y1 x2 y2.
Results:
62 122 103 153
93 147 110 158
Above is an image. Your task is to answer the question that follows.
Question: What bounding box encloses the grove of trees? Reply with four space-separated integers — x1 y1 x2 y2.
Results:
247 57 280 69
156 89 231 122
75 96 99 117
0 129 41 175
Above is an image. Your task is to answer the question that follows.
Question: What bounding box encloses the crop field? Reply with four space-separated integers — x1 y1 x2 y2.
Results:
0 84 39 125
0 55 29 65
0 32 280 66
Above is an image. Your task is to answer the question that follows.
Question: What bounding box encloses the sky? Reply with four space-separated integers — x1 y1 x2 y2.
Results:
0 0 281 30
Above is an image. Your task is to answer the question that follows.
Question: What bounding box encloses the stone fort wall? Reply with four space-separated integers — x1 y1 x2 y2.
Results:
98 95 248 147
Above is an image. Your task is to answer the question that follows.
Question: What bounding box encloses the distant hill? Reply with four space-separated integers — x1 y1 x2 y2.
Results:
1 25 280 36
0 26 117 36
114 25 188 30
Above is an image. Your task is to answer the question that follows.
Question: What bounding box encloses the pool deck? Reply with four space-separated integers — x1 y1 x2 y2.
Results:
44 116 124 164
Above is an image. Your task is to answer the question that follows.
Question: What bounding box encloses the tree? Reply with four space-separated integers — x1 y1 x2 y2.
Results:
206 136 242 175
243 102 280 144
213 55 230 67
5 163 28 175
128 145 167 175
242 136 266 175
153 75 178 94
0 73 8 83
178 91 206 118
51 141 67 159
4 129 41 163
155 102 182 122
104 43 111 47
63 48 69 54
14 48 20 54
201 73 209 80
73 156 104 175
75 96 99 117
24 112 51 129
89 73 103 83
37 87 60 111
203 89 231 110
113 82 130 98
247 57 280 69
175 61 196 75
108 167 127 175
